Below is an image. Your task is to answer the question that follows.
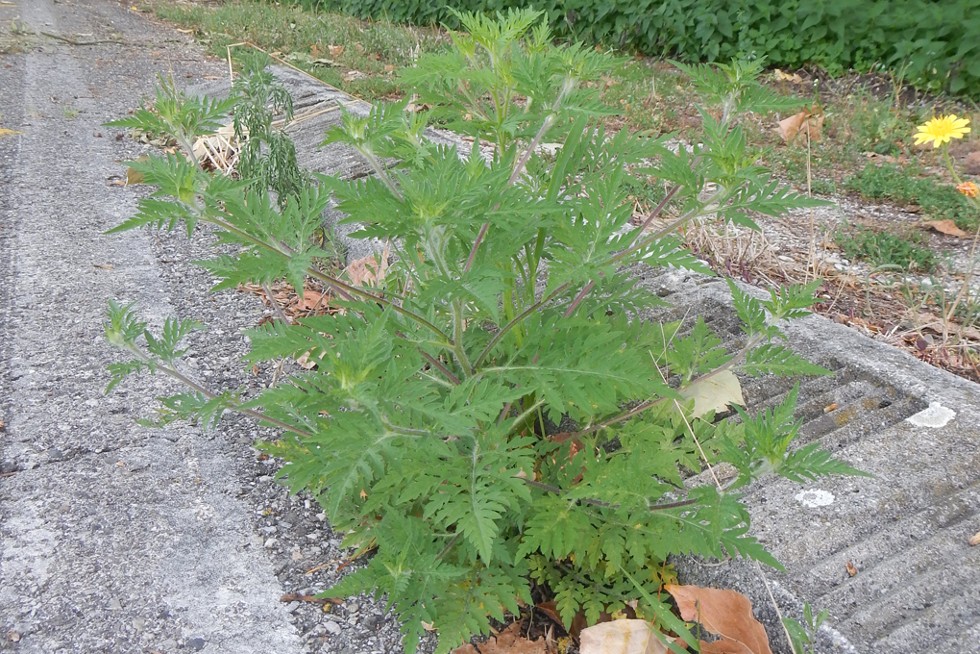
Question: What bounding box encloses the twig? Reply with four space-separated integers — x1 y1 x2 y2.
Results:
279 592 343 606
40 31 124 46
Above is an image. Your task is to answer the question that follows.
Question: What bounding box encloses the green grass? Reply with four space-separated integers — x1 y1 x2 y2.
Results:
844 163 978 231
149 0 446 102
834 225 938 273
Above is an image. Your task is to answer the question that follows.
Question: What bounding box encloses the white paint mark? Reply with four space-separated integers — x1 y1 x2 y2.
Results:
795 489 835 508
906 401 956 428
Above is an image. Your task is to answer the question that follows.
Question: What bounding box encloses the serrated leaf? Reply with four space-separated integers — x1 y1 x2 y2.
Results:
743 344 831 377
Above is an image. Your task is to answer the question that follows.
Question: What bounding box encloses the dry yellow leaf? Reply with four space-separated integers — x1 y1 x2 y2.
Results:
680 370 744 418
0 127 22 139
773 69 803 83
579 620 670 654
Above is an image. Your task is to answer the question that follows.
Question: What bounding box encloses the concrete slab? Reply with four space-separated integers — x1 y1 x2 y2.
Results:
650 272 980 653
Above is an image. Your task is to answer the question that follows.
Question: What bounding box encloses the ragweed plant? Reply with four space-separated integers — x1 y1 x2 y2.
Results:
232 51 311 204
105 10 864 653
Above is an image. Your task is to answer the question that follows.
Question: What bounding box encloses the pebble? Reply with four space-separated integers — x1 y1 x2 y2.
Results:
186 636 206 651
325 620 342 635
264 537 277 549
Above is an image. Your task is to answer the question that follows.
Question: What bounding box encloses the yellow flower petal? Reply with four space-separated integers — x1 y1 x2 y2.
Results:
914 115 971 148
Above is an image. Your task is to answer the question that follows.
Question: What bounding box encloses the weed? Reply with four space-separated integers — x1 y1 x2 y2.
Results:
809 178 838 195
105 12 862 654
834 224 937 272
844 163 978 231
783 602 829 654
842 92 919 155
150 0 445 104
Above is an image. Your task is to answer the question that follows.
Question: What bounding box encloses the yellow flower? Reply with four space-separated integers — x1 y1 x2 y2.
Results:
956 181 979 198
913 115 971 148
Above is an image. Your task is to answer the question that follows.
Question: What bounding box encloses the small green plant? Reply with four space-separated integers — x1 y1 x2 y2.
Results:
783 602 829 654
844 163 977 231
232 51 311 204
834 224 937 273
105 11 864 653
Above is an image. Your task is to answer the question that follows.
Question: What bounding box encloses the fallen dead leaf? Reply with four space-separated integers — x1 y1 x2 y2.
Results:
914 312 980 341
845 561 858 577
666 584 773 654
279 592 343 606
0 127 21 139
922 219 968 237
579 620 670 654
969 532 980 546
297 288 328 312
327 44 345 58
680 370 744 418
823 402 839 413
772 69 803 83
452 622 546 654
777 106 824 144
344 245 390 287
93 263 114 270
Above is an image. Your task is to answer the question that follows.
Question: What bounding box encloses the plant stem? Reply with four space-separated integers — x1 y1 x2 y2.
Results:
521 478 697 512
473 282 571 368
128 345 314 439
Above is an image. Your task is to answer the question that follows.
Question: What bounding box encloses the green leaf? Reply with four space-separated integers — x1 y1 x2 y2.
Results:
743 344 832 377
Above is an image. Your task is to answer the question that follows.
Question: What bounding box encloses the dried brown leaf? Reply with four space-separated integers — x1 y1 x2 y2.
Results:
922 219 968 237
772 69 803 83
344 245 390 287
452 622 547 654
666 585 772 654
777 108 823 144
